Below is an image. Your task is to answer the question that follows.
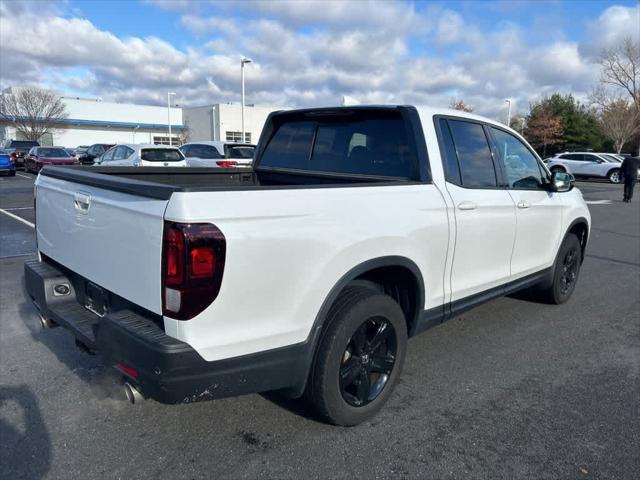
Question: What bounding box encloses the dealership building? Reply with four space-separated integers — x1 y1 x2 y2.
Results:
0 87 284 148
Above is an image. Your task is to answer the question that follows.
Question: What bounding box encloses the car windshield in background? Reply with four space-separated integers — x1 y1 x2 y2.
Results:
602 154 621 163
39 148 70 157
141 149 184 162
226 146 255 159
259 110 417 179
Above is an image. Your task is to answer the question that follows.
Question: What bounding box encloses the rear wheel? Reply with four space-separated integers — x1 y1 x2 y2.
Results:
608 169 621 184
541 233 582 304
307 288 407 426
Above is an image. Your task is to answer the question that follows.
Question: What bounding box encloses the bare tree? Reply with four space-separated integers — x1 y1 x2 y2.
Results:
177 119 192 146
0 87 68 141
598 99 639 154
591 87 640 153
449 99 473 112
599 37 640 154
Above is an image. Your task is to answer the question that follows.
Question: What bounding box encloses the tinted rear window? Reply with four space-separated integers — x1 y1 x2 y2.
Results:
447 120 497 188
226 146 255 159
259 110 417 179
10 141 39 148
141 149 184 162
38 148 69 157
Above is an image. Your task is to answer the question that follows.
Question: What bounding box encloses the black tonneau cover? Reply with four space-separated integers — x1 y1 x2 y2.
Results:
40 166 258 200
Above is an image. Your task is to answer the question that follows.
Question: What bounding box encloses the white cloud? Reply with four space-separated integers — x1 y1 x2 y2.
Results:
1 0 635 121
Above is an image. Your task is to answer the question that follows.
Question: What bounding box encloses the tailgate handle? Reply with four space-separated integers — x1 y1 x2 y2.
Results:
74 191 91 213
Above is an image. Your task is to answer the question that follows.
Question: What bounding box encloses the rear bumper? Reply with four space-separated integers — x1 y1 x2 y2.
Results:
24 258 310 403
0 164 15 173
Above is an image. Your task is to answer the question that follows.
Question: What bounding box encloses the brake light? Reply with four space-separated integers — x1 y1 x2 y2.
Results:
162 221 226 320
216 160 237 168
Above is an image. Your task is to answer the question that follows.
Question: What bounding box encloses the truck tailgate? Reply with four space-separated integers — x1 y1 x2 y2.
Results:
35 174 168 314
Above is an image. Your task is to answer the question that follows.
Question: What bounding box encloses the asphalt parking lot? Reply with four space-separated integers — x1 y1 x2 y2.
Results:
0 171 638 479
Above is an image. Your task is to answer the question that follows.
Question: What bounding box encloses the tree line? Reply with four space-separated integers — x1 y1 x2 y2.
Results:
452 37 639 157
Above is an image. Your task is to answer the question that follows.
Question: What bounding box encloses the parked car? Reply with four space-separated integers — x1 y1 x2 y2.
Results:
95 144 187 167
3 140 40 170
544 152 623 183
25 105 590 426
77 143 115 165
180 141 255 168
0 148 16 176
74 145 90 158
24 146 79 173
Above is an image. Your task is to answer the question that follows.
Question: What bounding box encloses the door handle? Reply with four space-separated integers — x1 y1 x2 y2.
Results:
517 201 530 209
74 191 91 213
457 201 477 211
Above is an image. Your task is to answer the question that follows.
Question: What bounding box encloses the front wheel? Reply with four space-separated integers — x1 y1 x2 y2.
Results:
541 233 582 304
608 169 621 184
307 288 407 426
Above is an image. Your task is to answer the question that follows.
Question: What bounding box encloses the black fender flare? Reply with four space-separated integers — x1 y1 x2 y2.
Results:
286 256 425 397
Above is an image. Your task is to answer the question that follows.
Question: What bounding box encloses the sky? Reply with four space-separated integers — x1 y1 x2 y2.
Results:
0 0 638 121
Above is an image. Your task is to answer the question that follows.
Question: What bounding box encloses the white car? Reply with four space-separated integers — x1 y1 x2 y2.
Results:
544 152 622 183
96 144 187 167
26 105 590 426
180 141 255 168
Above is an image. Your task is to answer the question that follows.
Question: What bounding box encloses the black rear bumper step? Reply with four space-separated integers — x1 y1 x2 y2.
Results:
24 258 310 404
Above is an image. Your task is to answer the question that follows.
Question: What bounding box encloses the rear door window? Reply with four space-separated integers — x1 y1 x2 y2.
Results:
447 120 498 188
259 110 418 179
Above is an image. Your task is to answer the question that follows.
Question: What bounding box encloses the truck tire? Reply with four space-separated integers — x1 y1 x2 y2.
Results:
608 169 621 184
307 288 407 426
541 233 582 305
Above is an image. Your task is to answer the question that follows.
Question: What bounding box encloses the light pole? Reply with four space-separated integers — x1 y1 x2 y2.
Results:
505 98 512 127
240 57 252 143
167 92 176 145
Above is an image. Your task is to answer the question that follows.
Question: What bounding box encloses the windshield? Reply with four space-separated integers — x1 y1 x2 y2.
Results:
226 145 255 159
140 148 184 162
38 148 70 157
602 154 621 163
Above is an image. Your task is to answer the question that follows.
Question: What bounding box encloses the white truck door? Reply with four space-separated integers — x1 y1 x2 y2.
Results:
438 118 516 301
488 126 563 277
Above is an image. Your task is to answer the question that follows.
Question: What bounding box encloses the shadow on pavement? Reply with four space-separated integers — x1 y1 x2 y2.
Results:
0 385 51 479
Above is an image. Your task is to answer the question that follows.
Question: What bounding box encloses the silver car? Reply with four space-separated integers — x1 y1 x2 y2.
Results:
544 152 623 183
180 141 255 168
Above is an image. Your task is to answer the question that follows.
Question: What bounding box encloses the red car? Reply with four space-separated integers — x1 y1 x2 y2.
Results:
24 146 79 173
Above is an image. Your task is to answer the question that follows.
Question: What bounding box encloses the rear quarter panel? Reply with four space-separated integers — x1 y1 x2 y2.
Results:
164 184 449 361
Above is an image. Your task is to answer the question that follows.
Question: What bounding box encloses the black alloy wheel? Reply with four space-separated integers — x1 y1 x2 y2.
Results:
559 247 579 296
339 317 397 407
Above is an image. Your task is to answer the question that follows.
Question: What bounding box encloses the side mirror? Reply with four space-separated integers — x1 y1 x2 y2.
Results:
550 171 574 192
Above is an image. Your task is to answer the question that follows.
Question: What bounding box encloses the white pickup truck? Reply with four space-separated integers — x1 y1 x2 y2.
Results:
25 106 590 426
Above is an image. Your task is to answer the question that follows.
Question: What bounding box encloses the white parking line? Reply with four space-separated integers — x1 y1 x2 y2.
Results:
0 207 35 228
585 200 613 205
16 173 33 179
4 206 33 210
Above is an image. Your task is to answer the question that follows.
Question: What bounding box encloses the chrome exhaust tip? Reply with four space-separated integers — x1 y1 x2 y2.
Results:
123 382 144 404
39 313 57 329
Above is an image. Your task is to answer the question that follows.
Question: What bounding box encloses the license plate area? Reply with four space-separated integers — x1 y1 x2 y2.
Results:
85 282 109 317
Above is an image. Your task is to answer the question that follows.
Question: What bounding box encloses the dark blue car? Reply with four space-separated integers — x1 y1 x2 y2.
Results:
0 149 16 176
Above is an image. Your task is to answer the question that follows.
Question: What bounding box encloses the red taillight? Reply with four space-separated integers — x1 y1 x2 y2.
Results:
165 225 184 285
162 221 226 320
216 160 237 168
115 362 138 378
190 246 215 278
